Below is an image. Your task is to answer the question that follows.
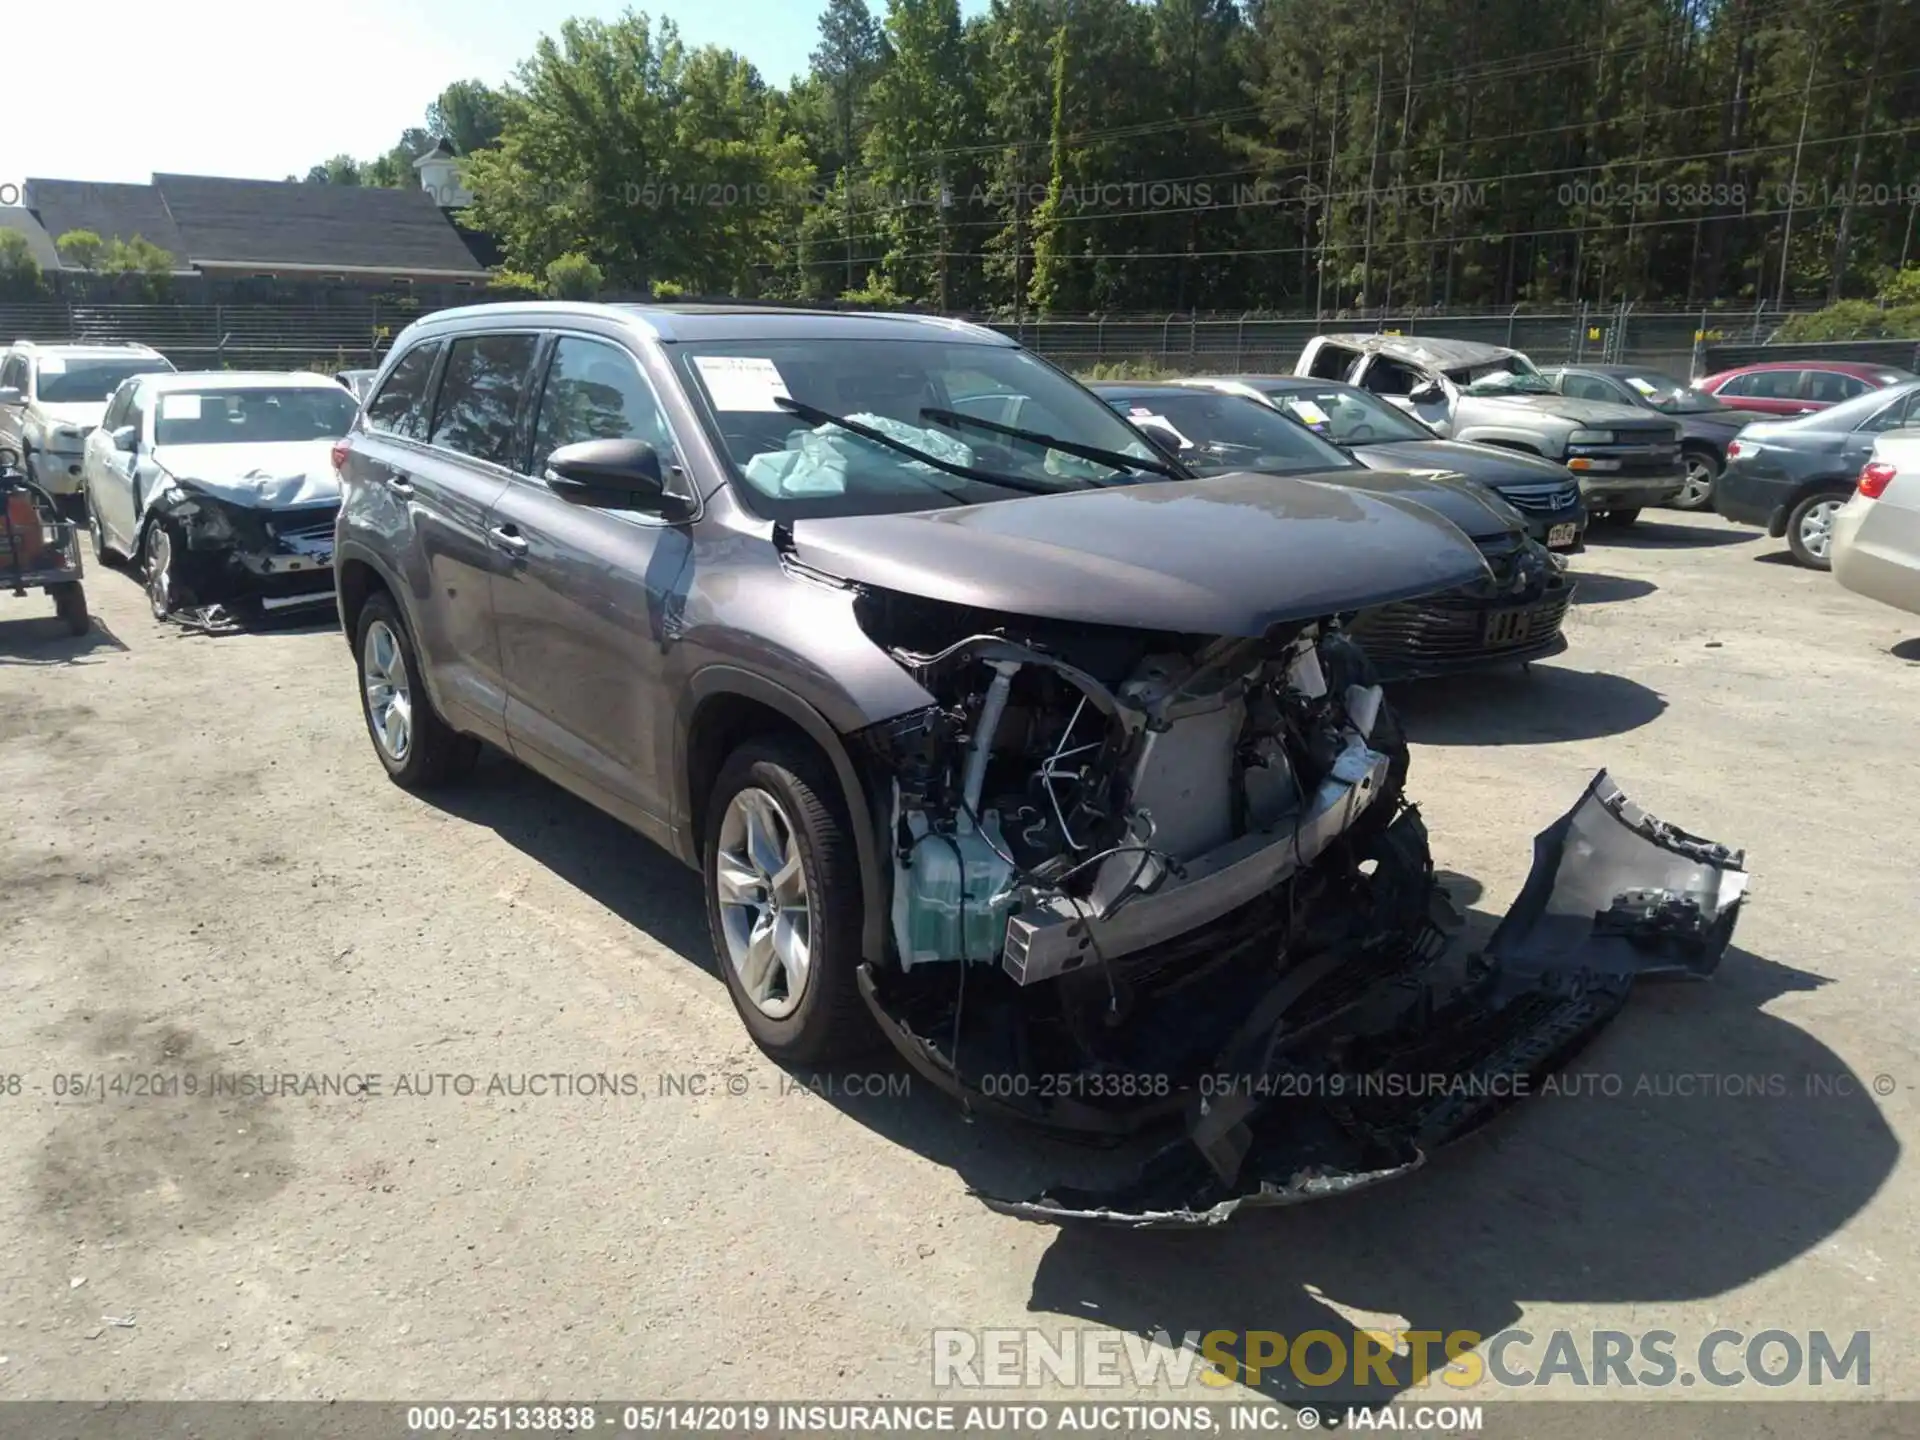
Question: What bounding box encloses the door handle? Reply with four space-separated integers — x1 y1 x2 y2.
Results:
384 474 415 498
488 524 529 558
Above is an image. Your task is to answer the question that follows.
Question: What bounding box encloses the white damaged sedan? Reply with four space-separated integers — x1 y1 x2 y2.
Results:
81 371 359 621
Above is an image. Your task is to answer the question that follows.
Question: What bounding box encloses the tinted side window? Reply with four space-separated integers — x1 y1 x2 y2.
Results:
0 355 24 392
1861 389 1920 432
1808 370 1867 403
430 334 541 465
125 385 148 442
1306 343 1363 381
530 337 680 474
1749 370 1806 400
366 341 442 440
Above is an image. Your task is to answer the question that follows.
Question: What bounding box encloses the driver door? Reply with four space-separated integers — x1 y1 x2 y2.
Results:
489 332 696 836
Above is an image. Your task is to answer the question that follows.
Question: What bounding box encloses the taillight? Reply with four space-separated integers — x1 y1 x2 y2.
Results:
330 439 351 473
1726 440 1744 459
1859 461 1896 499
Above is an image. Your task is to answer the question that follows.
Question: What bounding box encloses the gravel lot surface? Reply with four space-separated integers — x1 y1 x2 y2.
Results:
1 510 1914 1407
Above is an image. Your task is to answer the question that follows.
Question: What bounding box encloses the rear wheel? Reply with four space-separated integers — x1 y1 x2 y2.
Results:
1675 450 1720 511
703 737 870 1064
1786 489 1847 570
85 487 122 565
354 591 479 789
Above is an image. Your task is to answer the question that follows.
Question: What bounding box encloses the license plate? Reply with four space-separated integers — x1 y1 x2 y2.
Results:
1546 522 1579 549
1483 607 1533 647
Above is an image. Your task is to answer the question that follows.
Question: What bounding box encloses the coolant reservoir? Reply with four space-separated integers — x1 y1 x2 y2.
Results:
896 811 1017 966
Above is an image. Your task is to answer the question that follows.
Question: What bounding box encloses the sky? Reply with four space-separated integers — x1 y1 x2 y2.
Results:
5 0 984 189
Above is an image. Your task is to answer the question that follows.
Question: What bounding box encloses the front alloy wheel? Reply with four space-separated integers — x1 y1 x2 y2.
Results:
361 618 414 765
143 524 176 619
1675 452 1719 511
714 787 813 1019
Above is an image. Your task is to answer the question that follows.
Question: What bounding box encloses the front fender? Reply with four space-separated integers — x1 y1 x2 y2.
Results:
675 666 892 964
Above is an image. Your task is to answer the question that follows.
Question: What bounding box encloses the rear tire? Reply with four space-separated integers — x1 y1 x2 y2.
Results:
703 737 871 1065
354 590 479 789
85 487 122 565
1785 489 1847 570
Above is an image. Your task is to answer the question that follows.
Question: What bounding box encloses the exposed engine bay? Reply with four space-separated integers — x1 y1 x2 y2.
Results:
850 596 1749 1226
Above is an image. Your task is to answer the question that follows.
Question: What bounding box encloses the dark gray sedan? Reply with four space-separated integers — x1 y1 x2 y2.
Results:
1714 379 1920 568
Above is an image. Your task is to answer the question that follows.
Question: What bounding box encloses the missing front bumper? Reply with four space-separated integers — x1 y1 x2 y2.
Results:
941 771 1747 1226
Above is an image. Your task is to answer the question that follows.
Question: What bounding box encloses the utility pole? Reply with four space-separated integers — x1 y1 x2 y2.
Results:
1775 39 1820 311
1013 162 1026 333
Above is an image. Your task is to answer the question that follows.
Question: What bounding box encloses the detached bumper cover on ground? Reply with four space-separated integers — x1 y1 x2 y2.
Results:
978 771 1748 1227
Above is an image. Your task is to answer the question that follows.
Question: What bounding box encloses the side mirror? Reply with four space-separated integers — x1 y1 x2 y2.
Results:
0 386 22 408
545 437 686 514
112 425 139 453
1409 380 1444 404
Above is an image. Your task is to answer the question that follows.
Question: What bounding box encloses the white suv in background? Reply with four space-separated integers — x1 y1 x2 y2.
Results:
0 342 177 508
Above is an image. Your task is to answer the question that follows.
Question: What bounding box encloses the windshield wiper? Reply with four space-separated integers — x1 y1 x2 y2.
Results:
771 396 1082 497
919 405 1185 480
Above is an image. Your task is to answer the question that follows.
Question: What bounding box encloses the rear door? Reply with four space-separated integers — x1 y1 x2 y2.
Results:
355 332 536 744
487 331 696 831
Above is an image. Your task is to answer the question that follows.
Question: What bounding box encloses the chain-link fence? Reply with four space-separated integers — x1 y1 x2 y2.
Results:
0 297 1854 379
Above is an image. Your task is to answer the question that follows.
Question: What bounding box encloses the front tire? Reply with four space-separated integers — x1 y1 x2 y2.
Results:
354 591 479 789
1786 489 1847 570
142 520 186 620
703 737 870 1065
1675 450 1720 511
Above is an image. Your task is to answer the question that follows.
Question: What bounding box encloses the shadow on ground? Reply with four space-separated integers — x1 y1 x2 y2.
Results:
1891 637 1920 663
0 611 129 665
1391 663 1666 745
420 757 1892 1411
423 749 715 969
1590 519 1755 550
1568 571 1658 605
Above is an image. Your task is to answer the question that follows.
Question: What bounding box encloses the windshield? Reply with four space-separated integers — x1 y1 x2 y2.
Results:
1103 391 1355 475
36 357 172 405
1259 384 1436 445
1459 365 1555 397
672 338 1170 519
154 387 360 446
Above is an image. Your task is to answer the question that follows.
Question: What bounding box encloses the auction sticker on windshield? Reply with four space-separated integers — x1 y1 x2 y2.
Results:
160 394 203 421
1626 377 1659 396
693 356 791 412
1288 398 1332 428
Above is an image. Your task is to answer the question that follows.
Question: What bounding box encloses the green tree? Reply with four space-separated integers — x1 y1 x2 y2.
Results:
54 229 105 271
0 230 43 296
546 252 605 298
306 154 364 186
429 79 509 155
465 12 811 294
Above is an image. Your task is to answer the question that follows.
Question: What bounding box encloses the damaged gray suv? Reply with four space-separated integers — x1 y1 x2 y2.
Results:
335 303 1749 1223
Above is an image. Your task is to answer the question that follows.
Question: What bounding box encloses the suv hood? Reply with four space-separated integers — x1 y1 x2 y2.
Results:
788 469 1492 636
153 441 342 509
35 402 108 435
1311 467 1524 542
1470 393 1676 432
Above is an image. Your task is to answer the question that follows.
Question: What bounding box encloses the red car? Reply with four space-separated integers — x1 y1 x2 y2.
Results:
1695 360 1915 417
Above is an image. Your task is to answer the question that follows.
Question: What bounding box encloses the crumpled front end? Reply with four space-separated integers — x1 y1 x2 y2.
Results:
980 772 1746 1226
147 478 338 621
842 591 1746 1226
